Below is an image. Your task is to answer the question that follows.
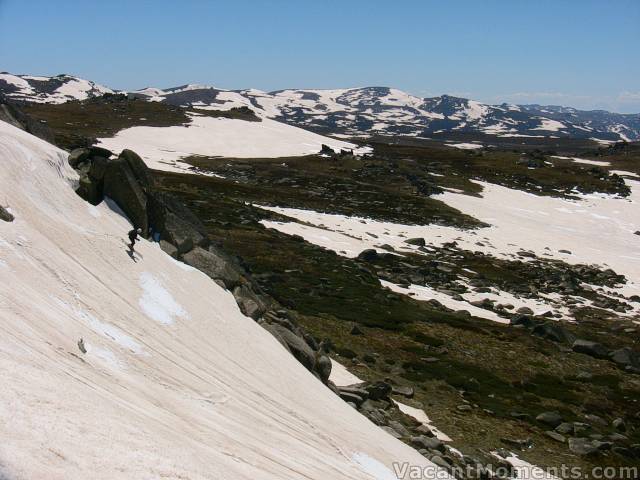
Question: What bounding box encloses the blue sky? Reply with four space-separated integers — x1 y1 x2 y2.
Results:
1 0 638 112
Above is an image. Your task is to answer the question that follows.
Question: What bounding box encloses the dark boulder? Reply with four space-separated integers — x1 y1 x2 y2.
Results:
103 157 148 233
411 436 444 452
609 347 640 369
159 240 178 258
516 306 534 315
88 146 113 159
568 438 598 456
119 149 152 188
316 355 332 384
182 247 244 289
405 238 426 247
76 172 103 205
358 249 378 262
531 322 576 344
68 148 90 168
510 314 536 328
147 191 208 253
536 411 563 428
392 385 415 398
572 339 609 359
365 381 392 401
232 284 268 319
319 144 335 155
263 323 316 372
88 156 108 182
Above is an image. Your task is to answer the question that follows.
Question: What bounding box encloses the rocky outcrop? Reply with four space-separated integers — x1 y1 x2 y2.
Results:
103 156 148 232
63 147 379 393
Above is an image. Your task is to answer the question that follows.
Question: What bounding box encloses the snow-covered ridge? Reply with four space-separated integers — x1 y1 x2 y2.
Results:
2 72 638 141
0 72 113 104
0 119 444 478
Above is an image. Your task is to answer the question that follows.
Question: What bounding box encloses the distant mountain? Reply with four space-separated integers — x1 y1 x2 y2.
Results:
0 72 113 104
2 72 638 141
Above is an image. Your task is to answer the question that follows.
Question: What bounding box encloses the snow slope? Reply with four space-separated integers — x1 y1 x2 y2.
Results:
97 114 370 172
0 120 444 479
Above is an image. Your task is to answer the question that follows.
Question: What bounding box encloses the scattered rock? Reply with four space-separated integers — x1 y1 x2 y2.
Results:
392 385 415 398
572 339 609 359
536 411 563 428
531 322 576 344
182 247 244 289
500 437 532 450
262 323 316 372
516 306 534 315
545 431 566 443
405 238 426 247
357 249 378 262
316 355 332 384
68 148 90 168
556 422 575 435
609 347 640 370
568 437 598 456
233 284 268 319
612 418 626 432
365 381 392 401
411 436 444 452
159 240 178 258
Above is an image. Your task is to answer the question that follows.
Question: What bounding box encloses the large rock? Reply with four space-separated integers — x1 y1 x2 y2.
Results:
316 355 332 384
531 322 576 344
119 149 153 189
103 157 148 233
147 191 208 253
76 172 103 205
68 148 90 168
232 284 267 319
609 347 640 369
263 323 316 372
405 238 426 247
572 339 609 359
365 381 392 401
536 411 563 428
182 247 244 289
568 437 598 456
357 249 378 262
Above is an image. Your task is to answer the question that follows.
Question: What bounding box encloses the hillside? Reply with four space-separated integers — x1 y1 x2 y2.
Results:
0 120 444 479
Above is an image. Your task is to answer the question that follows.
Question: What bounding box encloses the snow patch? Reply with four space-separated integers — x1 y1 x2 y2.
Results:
138 272 188 324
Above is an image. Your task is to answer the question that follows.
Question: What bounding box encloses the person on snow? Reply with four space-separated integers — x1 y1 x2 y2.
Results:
128 227 142 252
